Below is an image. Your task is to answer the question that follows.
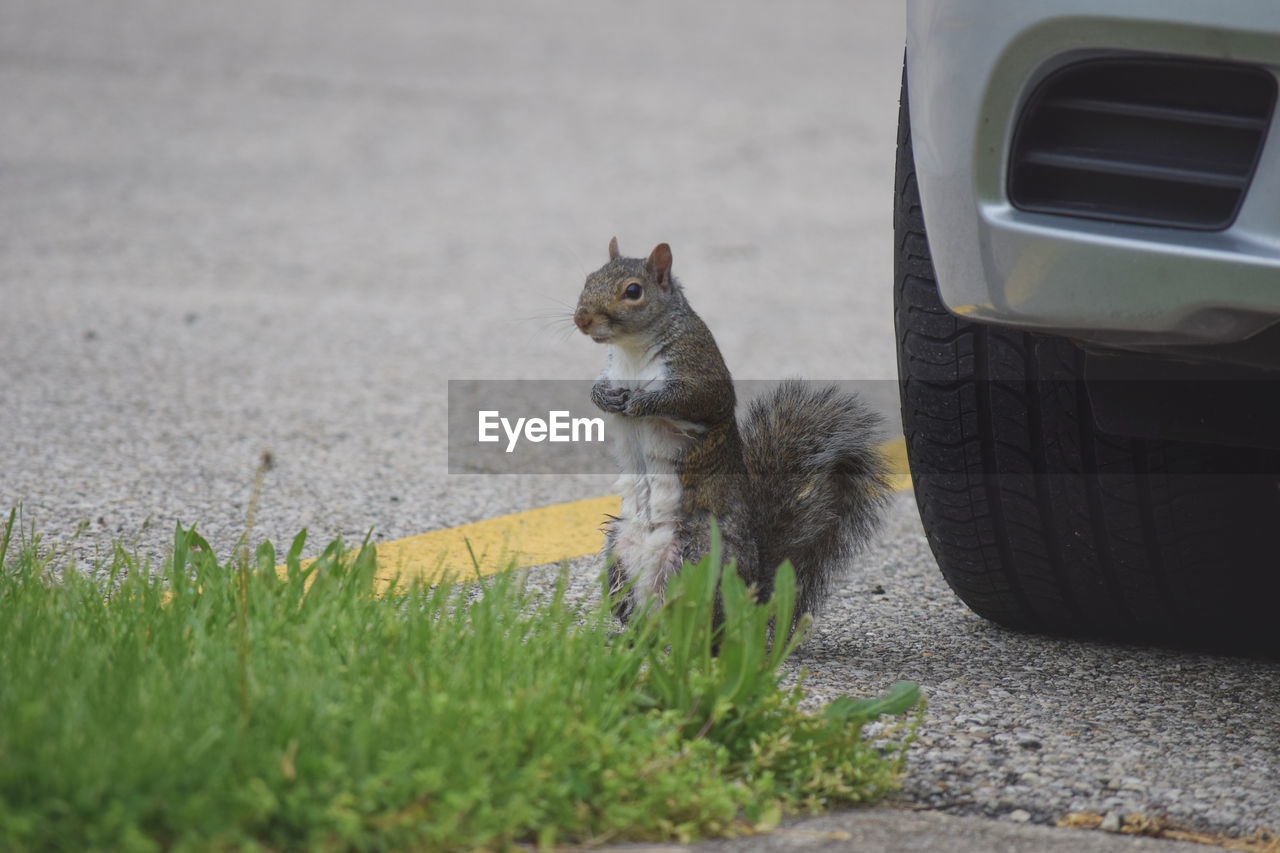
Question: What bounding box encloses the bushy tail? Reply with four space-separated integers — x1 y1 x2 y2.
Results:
741 380 891 618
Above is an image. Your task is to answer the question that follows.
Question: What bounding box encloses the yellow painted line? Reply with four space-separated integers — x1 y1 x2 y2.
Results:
882 436 911 493
297 437 910 587
371 494 621 585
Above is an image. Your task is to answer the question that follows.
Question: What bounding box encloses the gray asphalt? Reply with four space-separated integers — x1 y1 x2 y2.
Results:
2 1 1276 850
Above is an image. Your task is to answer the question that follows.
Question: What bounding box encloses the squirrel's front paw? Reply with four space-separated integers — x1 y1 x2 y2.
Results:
592 381 630 413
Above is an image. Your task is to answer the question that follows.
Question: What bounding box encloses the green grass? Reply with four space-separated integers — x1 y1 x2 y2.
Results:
0 508 920 851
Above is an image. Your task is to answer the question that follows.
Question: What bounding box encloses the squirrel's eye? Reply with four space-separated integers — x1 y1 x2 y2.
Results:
623 283 643 300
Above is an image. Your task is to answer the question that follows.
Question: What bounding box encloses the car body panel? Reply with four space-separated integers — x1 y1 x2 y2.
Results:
906 1 1280 347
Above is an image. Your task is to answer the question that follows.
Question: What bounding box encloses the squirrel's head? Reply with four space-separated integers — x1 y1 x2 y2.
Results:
574 237 682 345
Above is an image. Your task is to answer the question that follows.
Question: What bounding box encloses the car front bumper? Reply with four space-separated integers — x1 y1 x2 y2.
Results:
906 0 1280 349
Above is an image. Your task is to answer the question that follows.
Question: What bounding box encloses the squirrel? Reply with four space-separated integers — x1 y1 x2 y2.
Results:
573 237 890 626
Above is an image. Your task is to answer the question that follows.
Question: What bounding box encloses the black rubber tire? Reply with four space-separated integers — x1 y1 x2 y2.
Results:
893 65 1280 653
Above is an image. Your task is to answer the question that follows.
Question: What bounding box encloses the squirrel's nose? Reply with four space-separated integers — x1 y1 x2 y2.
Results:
574 308 594 334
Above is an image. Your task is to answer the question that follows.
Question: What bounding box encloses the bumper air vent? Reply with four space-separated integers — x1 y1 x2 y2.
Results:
1008 57 1277 230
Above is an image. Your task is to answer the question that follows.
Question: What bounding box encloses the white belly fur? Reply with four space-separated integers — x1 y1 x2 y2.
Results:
603 342 699 604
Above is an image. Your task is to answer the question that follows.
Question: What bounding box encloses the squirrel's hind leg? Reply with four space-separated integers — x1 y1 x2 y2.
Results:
682 514 759 587
603 518 635 624
680 513 762 632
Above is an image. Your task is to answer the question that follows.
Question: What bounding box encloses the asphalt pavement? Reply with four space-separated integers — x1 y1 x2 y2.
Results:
2 1 1276 849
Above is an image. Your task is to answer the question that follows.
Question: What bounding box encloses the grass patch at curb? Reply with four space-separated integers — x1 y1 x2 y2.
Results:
0 508 920 851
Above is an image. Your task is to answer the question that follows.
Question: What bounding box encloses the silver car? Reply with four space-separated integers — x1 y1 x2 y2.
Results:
896 1 1280 651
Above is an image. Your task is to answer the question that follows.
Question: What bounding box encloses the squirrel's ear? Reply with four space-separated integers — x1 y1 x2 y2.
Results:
608 236 620 260
646 243 672 286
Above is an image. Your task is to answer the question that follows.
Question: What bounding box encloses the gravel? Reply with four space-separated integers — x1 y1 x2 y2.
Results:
791 492 1280 839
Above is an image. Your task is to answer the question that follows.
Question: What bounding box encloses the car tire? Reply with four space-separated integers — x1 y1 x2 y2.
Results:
893 65 1280 652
